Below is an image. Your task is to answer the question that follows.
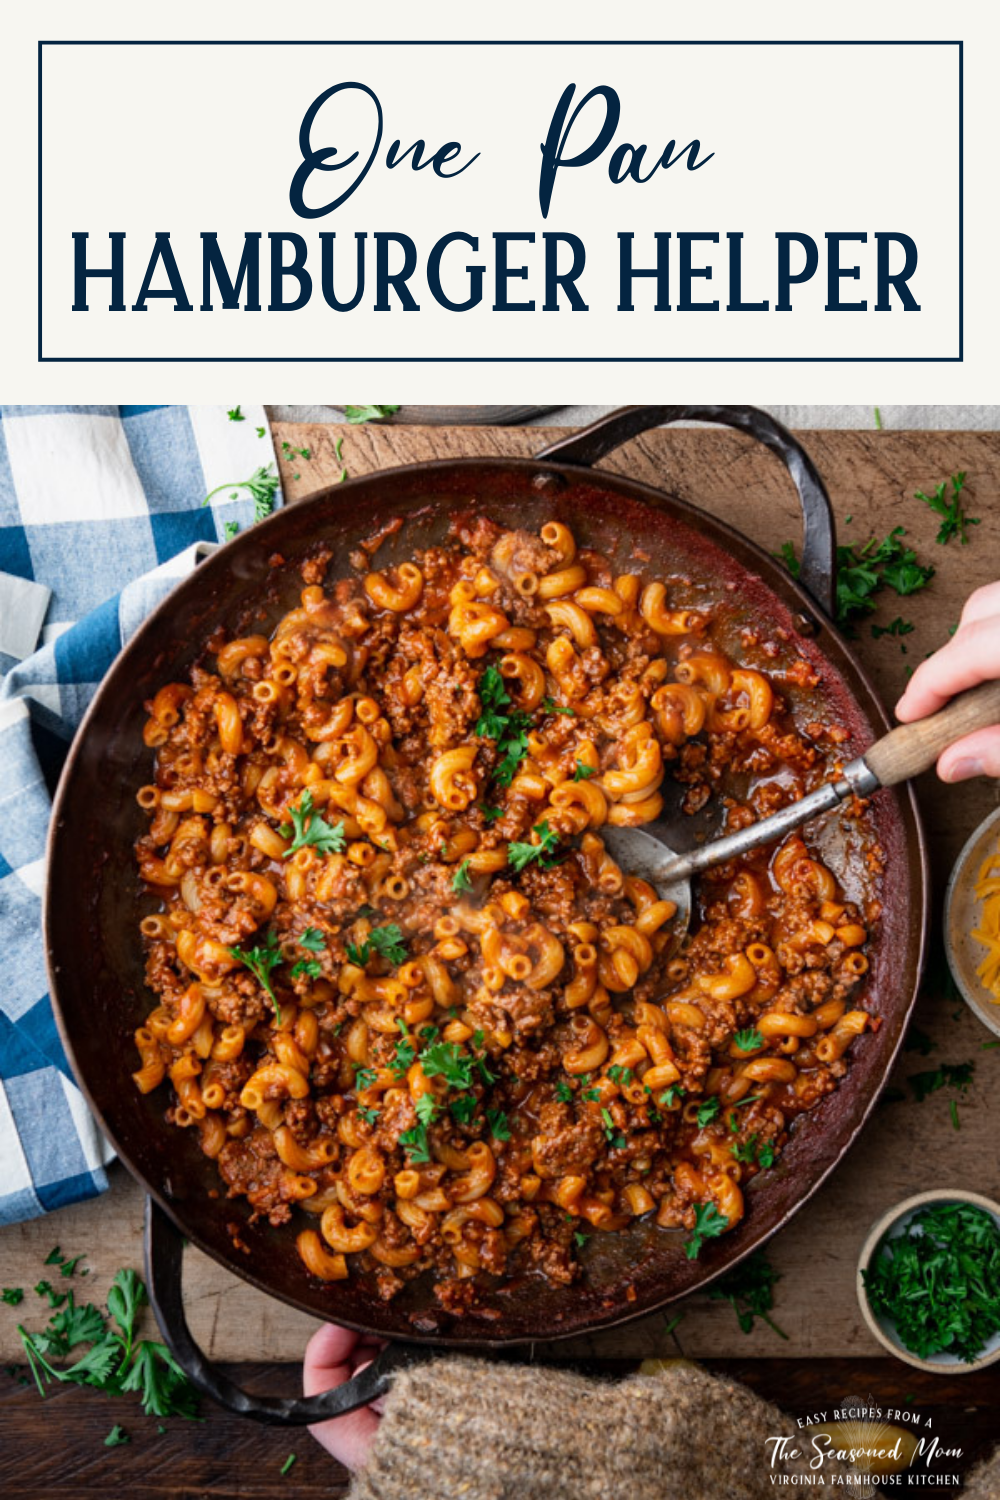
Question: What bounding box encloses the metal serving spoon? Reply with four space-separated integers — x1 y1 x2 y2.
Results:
603 679 1000 943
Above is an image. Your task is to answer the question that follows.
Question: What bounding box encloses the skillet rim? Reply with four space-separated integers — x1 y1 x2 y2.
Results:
43 450 930 1349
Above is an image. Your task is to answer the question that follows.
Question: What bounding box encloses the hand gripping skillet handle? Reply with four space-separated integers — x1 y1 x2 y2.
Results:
535 404 836 618
663 679 1000 883
143 1198 432 1425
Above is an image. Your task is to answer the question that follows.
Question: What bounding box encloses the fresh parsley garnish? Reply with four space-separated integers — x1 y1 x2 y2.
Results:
44 1248 64 1267
399 1124 431 1163
573 760 596 781
280 790 346 858
104 1424 130 1446
353 1066 378 1092
871 616 915 641
227 406 244 422
907 1061 973 1104
449 1094 478 1124
420 1041 474 1091
202 463 280 522
487 1109 511 1142
757 1140 776 1169
281 440 312 462
731 1135 759 1164
481 805 504 823
696 1097 721 1127
508 822 560 873
915 472 979 546
223 520 239 541
474 665 533 786
290 957 323 980
18 1268 198 1420
684 1202 729 1260
415 1093 438 1126
555 1080 574 1104
256 426 265 439
778 527 934 627
709 1251 788 1337
391 1036 417 1076
2 1288 24 1305
344 405 400 424
452 859 473 893
346 924 408 968
600 1108 626 1150
60 1256 85 1279
228 939 283 1025
542 696 575 716
607 1065 633 1087
298 927 325 953
357 1106 380 1126
659 1085 685 1108
733 1027 764 1054
862 1203 1000 1361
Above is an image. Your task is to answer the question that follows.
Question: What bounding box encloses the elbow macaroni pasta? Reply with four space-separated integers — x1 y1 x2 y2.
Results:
132 514 877 1300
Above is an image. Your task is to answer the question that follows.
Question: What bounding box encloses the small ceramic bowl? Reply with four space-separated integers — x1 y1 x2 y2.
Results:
945 803 1000 1041
857 1189 1000 1372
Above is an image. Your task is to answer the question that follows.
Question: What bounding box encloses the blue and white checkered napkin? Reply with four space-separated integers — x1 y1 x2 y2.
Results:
0 405 283 1224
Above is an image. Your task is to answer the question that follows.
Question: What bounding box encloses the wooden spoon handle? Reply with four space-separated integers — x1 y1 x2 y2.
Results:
864 680 1000 788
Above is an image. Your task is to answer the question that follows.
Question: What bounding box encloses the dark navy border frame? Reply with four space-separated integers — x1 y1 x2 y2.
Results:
38 39 964 363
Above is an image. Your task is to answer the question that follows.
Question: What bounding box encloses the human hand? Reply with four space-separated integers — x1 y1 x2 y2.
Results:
303 1323 385 1471
895 581 1000 782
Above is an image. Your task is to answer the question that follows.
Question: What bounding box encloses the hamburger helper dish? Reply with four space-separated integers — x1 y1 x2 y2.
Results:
131 514 880 1312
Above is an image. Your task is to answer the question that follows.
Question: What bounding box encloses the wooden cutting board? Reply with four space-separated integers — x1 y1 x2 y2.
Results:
3 421 998 1365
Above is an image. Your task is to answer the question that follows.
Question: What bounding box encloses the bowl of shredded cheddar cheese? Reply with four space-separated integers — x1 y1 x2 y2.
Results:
945 804 1000 1040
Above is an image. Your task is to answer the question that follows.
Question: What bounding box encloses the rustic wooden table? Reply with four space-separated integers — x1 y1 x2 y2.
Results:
2 421 999 1497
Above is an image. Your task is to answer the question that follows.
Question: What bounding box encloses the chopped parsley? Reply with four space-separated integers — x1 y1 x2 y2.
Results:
344 405 400 424
18 1268 198 1419
44 1248 64 1266
481 804 504 823
906 1061 973 1109
915 471 979 546
695 1097 721 1127
733 1027 764 1054
256 426 265 439
487 1109 511 1141
346 924 408 968
451 859 473 893
555 1080 574 1104
871 616 915 641
731 1136 759 1164
573 760 596 781
684 1202 728 1259
474 665 532 786
60 1256 85 1279
281 440 311 462
542 696 575 716
228 939 283 1025
415 1093 438 1125
449 1094 478 1124
757 1140 776 1169
280 790 346 859
778 527 934 627
202 463 280 522
298 928 326 953
33 1282 67 1309
227 406 244 422
280 1454 297 1477
708 1251 788 1338
508 822 560 873
600 1108 626 1150
223 520 239 541
290 957 322 980
2 1288 24 1306
862 1203 1000 1361
357 1106 380 1126
398 1124 431 1163
658 1085 685 1108
420 1041 475 1091
574 1230 589 1250
353 1066 378 1092
104 1425 130 1447
607 1065 633 1087
391 1036 417 1076
874 406 883 431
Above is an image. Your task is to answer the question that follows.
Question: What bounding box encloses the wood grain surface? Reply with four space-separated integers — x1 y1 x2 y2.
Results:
3 422 999 1375
2 1358 997 1499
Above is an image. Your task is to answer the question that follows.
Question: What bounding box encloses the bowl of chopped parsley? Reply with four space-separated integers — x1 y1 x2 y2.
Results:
857 1190 1000 1371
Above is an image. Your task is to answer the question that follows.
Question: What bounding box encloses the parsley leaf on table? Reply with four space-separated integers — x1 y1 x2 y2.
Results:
202 463 280 521
709 1251 788 1337
915 471 980 546
344 405 400 424
104 1425 130 1446
907 1060 973 1103
2 1288 24 1305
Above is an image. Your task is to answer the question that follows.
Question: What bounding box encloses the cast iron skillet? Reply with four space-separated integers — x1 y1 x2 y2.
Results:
44 406 928 1423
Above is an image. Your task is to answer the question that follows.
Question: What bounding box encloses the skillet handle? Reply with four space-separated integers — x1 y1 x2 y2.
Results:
143 1198 431 1426
536 405 836 618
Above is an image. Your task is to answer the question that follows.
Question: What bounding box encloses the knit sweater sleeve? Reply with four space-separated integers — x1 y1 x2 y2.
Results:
346 1356 864 1500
